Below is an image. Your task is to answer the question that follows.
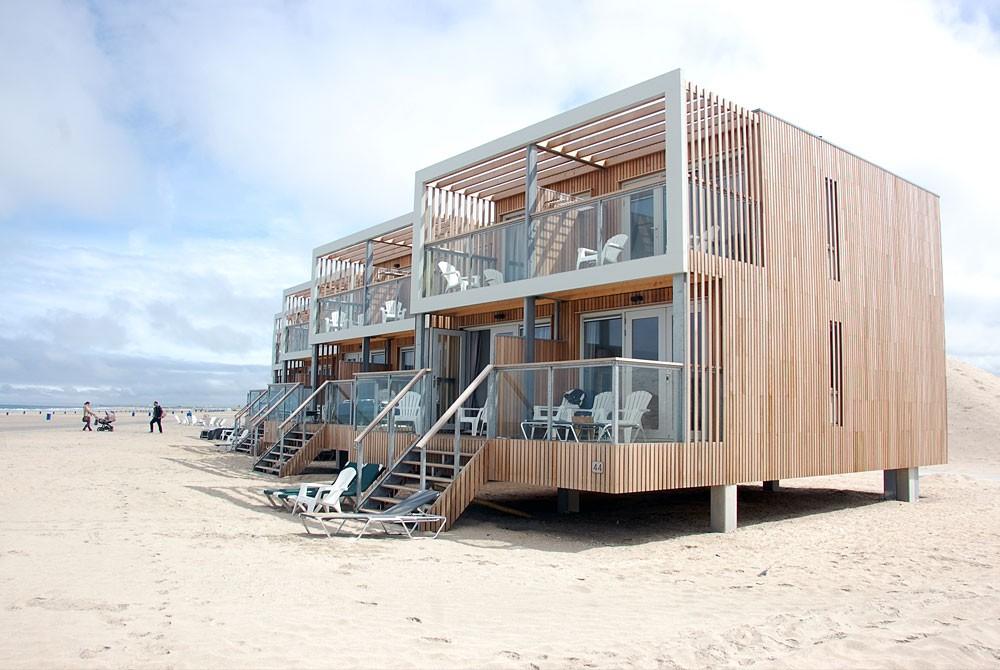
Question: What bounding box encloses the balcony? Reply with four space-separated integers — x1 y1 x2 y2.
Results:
316 274 411 335
283 322 309 354
486 357 682 444
423 183 666 299
311 215 414 343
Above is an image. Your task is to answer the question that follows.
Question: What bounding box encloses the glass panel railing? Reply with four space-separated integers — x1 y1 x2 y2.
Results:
366 275 411 327
316 275 413 336
283 323 309 353
316 287 365 335
423 183 666 298
489 358 681 444
352 370 427 432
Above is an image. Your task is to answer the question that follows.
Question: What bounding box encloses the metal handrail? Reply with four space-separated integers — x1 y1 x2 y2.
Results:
352 368 431 500
255 379 350 473
353 368 420 380
415 364 494 488
353 369 430 443
494 356 683 371
235 389 267 422
245 383 302 453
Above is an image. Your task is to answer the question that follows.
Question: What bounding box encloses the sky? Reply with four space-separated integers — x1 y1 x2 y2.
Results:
0 0 997 407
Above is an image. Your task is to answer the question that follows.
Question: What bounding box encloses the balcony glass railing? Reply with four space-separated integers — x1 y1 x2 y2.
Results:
424 183 666 298
284 323 309 353
490 357 682 443
351 369 430 432
315 275 411 335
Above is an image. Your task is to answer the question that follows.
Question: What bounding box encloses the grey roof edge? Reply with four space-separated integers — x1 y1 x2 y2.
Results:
282 280 313 297
755 110 940 198
311 212 414 259
415 69 680 184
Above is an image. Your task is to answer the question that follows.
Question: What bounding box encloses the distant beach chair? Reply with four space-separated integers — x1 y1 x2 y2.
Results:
174 415 183 424
300 489 446 539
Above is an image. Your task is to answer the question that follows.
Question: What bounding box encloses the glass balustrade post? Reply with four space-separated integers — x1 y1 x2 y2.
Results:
612 361 620 444
486 370 497 439
546 365 554 442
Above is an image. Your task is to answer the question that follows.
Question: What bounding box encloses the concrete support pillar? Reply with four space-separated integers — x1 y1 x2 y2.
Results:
883 467 919 503
763 480 780 492
557 488 580 514
710 485 737 533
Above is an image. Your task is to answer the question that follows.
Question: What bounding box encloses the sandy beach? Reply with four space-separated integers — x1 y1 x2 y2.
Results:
1 358 998 669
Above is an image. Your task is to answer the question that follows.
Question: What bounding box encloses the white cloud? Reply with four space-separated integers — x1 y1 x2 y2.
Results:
1 0 998 407
0 0 141 220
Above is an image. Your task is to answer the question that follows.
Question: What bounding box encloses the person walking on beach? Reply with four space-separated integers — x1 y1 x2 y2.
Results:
150 401 164 433
82 401 97 431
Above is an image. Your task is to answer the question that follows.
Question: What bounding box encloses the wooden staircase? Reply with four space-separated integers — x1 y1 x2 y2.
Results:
233 423 262 454
252 426 317 475
359 438 490 531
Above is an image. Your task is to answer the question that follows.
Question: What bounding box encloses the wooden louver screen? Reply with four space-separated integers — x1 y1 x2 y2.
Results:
829 320 843 427
824 177 841 281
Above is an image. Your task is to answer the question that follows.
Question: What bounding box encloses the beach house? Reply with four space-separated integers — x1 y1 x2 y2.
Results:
245 70 946 531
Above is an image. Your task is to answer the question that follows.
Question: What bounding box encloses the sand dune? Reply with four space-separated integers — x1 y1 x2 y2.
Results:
0 358 998 668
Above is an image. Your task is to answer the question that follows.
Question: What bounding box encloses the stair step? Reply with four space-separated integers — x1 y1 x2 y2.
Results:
395 472 454 483
422 449 473 458
254 465 280 474
401 459 460 469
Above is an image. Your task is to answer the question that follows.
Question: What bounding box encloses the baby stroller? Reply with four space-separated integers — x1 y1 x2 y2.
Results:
96 411 116 432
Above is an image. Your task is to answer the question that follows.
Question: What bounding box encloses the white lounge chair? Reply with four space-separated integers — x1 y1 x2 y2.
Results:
220 428 249 451
300 489 446 540
437 261 469 292
174 414 183 424
576 233 629 269
596 390 652 442
381 300 406 322
287 467 357 515
482 269 504 286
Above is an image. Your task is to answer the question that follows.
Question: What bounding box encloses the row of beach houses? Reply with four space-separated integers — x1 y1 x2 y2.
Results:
233 70 946 533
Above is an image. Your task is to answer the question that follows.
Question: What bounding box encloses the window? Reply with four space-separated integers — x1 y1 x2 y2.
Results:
829 320 843 426
399 347 415 371
517 319 552 340
824 178 841 281
343 350 386 365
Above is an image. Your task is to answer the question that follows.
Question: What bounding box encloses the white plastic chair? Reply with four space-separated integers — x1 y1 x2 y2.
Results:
587 391 614 424
576 233 629 269
289 467 357 515
437 261 469 292
174 415 183 424
458 407 486 435
394 391 422 428
380 300 406 322
482 269 504 286
325 311 343 332
596 390 652 442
